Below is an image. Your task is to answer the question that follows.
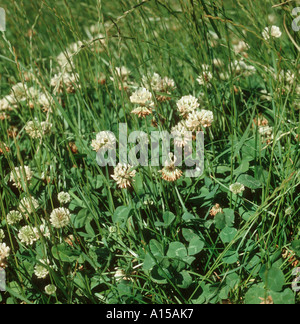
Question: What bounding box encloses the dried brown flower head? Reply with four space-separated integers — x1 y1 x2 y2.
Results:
0 142 9 154
131 106 153 118
253 115 269 127
259 296 274 305
160 153 183 182
69 142 78 154
210 204 223 217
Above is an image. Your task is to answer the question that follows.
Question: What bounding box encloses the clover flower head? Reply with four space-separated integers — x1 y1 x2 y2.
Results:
230 183 245 195
58 192 71 204
7 210 23 225
19 196 39 216
130 88 153 106
18 225 39 246
50 208 71 229
262 26 282 40
0 229 5 242
25 118 52 139
10 166 33 189
91 131 116 152
186 109 214 130
112 163 137 189
45 284 57 295
177 95 200 117
0 243 10 267
34 259 50 279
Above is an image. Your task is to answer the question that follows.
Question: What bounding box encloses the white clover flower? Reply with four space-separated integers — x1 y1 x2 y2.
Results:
51 72 80 94
262 26 282 40
57 50 74 72
0 96 15 111
171 121 190 148
213 58 224 67
38 93 54 110
18 225 39 245
144 199 154 206
68 41 84 53
130 88 153 106
10 166 33 189
50 208 71 229
177 95 200 117
197 65 213 87
90 23 104 34
243 65 256 76
91 131 116 152
11 82 28 100
285 70 296 85
25 118 52 139
34 259 50 279
114 268 133 281
0 229 5 242
285 207 293 216
45 284 57 295
58 192 71 204
162 76 175 91
0 243 10 266
143 73 175 93
186 109 214 130
19 197 39 216
260 90 272 101
114 269 127 281
232 60 256 76
219 72 230 80
233 41 250 54
230 183 245 195
112 163 137 189
6 210 23 225
27 86 40 99
115 66 131 80
110 66 132 89
34 266 49 279
56 41 84 71
39 220 51 239
199 110 214 128
26 87 40 108
259 126 273 138
109 226 117 234
143 73 163 92
268 14 277 24
0 98 9 111
5 94 18 106
258 126 274 143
